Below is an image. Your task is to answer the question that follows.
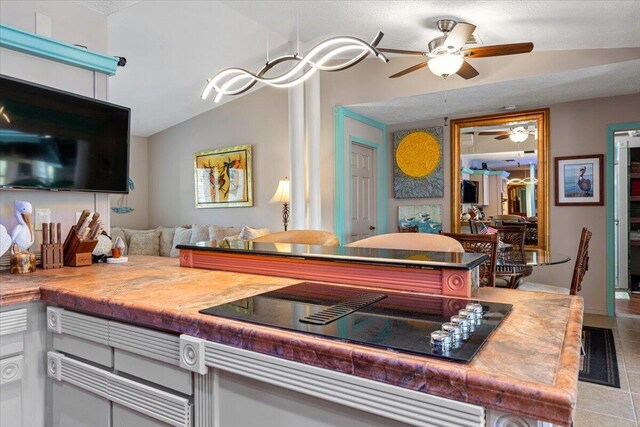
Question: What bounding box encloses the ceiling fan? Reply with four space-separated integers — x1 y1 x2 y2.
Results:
478 126 537 142
378 19 534 79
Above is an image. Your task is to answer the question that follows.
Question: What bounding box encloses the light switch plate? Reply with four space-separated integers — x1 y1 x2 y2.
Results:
34 208 51 231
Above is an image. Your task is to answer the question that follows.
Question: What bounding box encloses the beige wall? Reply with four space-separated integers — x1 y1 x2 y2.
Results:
147 85 288 230
0 1 112 248
110 136 149 229
533 94 640 314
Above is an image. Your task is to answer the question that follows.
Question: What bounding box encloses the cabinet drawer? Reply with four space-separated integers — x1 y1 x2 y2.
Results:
113 403 171 426
114 349 192 395
0 308 27 357
53 334 113 368
48 352 192 427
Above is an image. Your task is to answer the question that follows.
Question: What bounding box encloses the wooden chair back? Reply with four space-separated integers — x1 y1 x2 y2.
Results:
346 233 464 253
443 232 499 287
468 219 480 234
494 225 527 252
570 227 592 295
252 230 340 246
398 225 419 233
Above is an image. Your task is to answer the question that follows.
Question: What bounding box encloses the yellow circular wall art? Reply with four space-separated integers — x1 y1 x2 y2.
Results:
396 131 441 178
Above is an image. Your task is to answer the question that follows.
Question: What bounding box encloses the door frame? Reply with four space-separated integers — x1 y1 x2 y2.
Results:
607 121 640 316
334 107 388 245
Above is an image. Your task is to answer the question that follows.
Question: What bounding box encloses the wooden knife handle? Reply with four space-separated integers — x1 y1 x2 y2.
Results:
76 210 91 229
87 212 100 234
57 223 62 244
43 223 49 245
49 223 55 245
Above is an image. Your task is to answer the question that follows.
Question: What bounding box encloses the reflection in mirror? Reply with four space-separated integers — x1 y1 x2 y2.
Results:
451 110 549 250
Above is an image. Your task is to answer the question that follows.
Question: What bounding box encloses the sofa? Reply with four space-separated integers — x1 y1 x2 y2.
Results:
109 224 270 258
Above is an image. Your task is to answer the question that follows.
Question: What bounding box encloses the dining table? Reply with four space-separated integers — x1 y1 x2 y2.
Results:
495 248 571 288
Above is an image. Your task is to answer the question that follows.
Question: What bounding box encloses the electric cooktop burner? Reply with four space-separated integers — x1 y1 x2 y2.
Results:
200 282 512 363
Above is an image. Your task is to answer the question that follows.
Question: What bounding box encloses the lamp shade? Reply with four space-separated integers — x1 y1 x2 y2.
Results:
269 179 290 204
428 52 464 78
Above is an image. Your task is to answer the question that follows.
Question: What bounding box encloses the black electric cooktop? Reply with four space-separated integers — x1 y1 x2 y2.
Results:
200 282 512 363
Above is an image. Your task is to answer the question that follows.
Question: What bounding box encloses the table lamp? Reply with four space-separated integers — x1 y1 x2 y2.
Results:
270 178 290 231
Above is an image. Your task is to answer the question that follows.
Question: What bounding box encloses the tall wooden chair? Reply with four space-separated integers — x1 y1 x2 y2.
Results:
518 228 592 295
443 232 499 287
468 219 480 234
494 224 532 288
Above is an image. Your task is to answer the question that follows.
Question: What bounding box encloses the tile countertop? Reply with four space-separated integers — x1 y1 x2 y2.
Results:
0 256 582 426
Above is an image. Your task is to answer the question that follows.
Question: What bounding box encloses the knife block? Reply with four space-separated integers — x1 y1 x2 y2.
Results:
63 226 98 267
42 242 63 269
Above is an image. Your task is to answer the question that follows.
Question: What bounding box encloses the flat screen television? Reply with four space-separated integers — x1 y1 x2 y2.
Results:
462 179 479 204
0 75 130 193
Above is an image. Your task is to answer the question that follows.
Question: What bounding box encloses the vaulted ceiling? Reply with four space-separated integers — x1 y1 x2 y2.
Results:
100 1 640 137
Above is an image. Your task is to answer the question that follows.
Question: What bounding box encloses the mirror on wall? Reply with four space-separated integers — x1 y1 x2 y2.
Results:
450 109 549 249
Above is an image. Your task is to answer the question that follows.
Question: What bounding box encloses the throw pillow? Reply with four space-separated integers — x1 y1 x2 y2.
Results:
239 226 270 240
123 228 156 246
170 227 193 257
208 225 242 242
190 224 210 244
156 226 177 257
109 227 128 255
128 231 161 256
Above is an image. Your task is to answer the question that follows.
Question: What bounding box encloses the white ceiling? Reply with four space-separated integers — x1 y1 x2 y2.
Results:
102 1 640 137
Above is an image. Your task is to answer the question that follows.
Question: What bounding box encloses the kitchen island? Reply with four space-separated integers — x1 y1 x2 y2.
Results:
0 255 582 426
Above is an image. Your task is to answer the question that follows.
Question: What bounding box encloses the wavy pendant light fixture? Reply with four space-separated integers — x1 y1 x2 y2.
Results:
201 32 388 103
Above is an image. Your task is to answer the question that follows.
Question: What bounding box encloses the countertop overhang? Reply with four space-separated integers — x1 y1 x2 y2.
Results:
0 256 582 426
176 241 489 270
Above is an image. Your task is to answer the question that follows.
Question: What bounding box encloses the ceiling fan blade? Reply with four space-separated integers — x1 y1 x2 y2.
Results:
443 22 476 51
378 48 425 56
478 131 509 136
389 61 428 78
464 42 534 58
495 135 511 140
456 61 479 79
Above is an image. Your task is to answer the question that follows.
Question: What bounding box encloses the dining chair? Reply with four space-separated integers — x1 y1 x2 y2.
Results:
346 233 464 252
493 224 532 288
468 219 480 234
443 232 499 287
518 228 592 295
524 222 538 246
398 225 419 233
252 230 340 246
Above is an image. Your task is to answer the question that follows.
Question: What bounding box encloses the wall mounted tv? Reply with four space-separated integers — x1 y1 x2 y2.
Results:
461 179 479 204
0 75 130 193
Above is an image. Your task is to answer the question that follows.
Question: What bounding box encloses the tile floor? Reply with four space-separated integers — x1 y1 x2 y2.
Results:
576 313 640 426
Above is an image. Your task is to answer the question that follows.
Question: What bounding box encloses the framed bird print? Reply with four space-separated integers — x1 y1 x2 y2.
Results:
555 154 603 206
194 145 253 208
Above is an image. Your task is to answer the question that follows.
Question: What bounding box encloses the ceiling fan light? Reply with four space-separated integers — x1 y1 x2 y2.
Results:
427 53 464 78
509 126 529 143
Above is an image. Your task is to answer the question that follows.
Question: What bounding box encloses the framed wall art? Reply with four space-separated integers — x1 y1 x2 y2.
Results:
194 145 253 208
555 154 603 206
398 204 443 234
393 127 444 198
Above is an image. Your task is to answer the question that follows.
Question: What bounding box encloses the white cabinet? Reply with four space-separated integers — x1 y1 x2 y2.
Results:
0 303 47 427
46 307 193 427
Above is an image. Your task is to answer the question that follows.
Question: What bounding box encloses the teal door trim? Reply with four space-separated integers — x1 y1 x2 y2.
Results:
606 121 640 316
334 106 387 245
0 24 119 75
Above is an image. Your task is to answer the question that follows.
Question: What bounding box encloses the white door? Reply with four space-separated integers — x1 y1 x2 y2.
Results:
350 143 377 242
